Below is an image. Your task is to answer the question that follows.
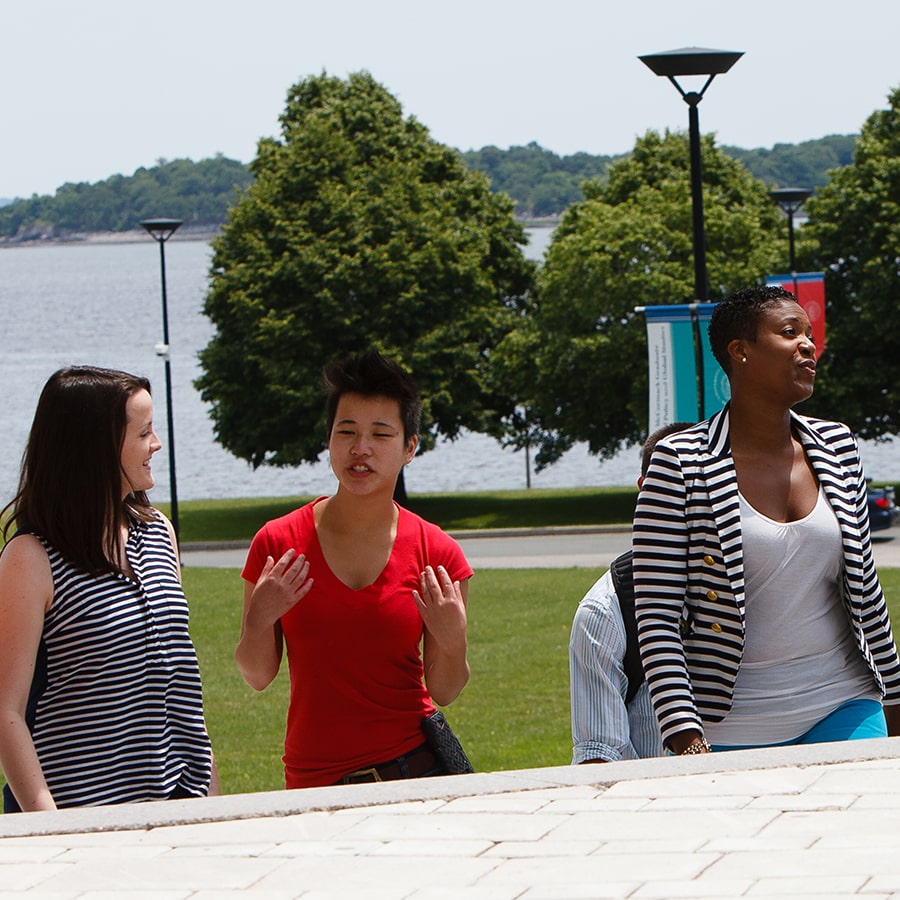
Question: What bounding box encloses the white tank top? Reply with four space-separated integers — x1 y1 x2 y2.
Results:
703 487 878 746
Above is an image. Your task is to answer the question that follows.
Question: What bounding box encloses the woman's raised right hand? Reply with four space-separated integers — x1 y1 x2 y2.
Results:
246 549 313 627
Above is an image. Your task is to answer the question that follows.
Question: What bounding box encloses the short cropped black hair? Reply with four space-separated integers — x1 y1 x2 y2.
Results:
323 350 422 442
708 285 798 375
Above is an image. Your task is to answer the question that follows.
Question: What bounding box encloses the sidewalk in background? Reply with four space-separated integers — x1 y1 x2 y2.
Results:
181 527 900 570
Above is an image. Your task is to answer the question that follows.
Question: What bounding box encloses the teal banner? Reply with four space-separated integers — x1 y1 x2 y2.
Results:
644 302 729 429
644 305 700 431
697 302 729 418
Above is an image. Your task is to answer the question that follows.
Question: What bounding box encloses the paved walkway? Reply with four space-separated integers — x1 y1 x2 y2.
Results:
181 528 900 570
2 738 900 897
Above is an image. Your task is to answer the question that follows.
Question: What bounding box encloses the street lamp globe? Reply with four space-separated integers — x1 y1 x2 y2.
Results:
768 187 813 291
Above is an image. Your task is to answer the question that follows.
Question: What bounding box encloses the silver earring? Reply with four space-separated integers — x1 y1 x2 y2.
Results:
741 357 747 363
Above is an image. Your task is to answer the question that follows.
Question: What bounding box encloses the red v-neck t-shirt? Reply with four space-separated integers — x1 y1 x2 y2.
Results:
242 498 473 788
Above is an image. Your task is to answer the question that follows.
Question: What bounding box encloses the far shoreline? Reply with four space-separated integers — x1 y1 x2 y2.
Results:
0 227 221 249
0 218 559 250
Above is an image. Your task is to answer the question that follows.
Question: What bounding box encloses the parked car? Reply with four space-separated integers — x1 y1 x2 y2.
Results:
867 482 899 532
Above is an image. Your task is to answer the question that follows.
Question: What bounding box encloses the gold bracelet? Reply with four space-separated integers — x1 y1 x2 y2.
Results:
679 737 712 755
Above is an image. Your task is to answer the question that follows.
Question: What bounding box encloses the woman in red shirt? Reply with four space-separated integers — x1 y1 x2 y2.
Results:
236 351 472 788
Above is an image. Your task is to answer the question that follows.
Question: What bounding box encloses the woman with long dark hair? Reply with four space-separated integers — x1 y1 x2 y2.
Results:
0 366 216 811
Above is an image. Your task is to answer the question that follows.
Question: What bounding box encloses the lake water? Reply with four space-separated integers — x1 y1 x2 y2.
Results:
0 227 895 503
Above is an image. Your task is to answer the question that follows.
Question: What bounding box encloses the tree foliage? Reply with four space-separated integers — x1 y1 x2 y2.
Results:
801 87 900 439
0 156 251 239
489 130 786 467
722 135 856 191
196 71 534 470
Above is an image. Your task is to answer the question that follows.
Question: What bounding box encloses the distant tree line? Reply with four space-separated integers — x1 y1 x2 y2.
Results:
720 135 857 198
460 142 620 219
0 155 253 240
0 135 858 240
461 135 857 219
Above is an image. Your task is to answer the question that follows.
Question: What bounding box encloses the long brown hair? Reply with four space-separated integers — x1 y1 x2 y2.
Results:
2 366 156 575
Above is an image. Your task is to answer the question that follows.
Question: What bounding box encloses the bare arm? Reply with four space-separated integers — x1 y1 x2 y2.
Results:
160 512 181 585
884 703 900 737
415 566 470 707
235 550 312 691
207 753 222 796
0 536 56 811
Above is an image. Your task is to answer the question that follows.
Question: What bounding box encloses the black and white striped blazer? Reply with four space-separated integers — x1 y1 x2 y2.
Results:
632 404 900 746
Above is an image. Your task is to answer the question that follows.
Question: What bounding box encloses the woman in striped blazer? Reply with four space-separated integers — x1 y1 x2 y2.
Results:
633 286 900 756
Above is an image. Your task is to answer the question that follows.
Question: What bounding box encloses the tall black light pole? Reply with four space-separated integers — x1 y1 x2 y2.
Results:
639 47 744 303
639 47 743 419
139 217 183 546
768 187 812 295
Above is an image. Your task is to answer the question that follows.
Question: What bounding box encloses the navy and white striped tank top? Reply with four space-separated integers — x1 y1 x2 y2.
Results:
12 512 212 809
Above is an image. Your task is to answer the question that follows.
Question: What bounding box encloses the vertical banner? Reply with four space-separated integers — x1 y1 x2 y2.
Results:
766 273 826 350
644 304 700 432
696 302 730 419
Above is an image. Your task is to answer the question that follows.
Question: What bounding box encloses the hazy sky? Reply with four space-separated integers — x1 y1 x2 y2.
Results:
4 0 898 199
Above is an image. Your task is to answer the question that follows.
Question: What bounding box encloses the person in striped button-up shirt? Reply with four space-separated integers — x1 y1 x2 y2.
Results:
633 286 900 757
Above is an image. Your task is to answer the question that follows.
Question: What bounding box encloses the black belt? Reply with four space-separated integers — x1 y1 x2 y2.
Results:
339 743 438 784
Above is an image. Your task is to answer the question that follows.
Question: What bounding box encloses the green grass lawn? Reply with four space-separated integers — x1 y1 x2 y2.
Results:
186 566 595 793
185 565 900 795
10 483 895 545
167 487 641 543
6 558 900 799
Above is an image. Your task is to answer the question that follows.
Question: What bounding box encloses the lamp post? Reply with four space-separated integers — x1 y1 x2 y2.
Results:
768 187 812 295
639 47 744 303
139 217 183 546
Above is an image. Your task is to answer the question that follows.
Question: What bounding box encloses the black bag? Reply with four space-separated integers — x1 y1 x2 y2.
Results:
608 549 646 704
422 710 474 774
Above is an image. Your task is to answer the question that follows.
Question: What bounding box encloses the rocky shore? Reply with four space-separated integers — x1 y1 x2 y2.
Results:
0 218 553 249
0 225 220 248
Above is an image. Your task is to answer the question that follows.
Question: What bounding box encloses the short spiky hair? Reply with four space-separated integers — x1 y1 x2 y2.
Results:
323 350 422 442
708 285 798 374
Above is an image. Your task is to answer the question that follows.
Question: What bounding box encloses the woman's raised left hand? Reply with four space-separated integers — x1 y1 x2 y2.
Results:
413 565 467 647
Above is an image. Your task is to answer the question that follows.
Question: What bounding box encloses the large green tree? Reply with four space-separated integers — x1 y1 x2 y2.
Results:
489 130 786 467
801 86 900 439
196 71 534 474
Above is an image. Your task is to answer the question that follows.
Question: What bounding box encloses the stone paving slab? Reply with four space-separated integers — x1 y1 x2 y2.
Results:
1 738 900 897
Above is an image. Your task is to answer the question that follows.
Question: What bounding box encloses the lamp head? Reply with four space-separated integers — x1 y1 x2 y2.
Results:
639 47 744 78
768 187 813 213
140 218 183 242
